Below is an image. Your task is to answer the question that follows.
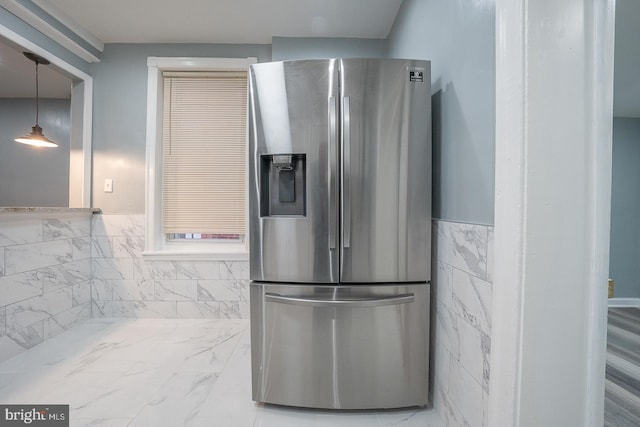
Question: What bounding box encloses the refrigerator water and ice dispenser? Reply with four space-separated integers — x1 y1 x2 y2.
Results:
259 154 306 217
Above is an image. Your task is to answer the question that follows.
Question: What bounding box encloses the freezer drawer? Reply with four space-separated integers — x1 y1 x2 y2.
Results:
250 282 430 409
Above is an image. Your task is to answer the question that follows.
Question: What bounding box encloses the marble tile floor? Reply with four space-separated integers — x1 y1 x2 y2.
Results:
0 319 442 426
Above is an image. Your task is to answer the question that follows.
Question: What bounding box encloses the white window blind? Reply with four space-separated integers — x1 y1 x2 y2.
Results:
162 71 247 235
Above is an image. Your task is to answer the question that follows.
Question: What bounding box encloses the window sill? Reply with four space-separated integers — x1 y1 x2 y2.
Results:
142 250 249 262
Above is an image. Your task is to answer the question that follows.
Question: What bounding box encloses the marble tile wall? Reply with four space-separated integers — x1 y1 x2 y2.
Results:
0 215 92 363
431 219 494 427
91 214 249 319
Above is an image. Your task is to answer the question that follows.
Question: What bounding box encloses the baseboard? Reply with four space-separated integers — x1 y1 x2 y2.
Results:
608 298 640 308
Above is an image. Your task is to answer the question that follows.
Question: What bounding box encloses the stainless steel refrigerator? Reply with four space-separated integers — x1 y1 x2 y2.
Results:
248 58 431 410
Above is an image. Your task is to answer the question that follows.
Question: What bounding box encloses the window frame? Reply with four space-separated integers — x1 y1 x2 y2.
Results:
144 56 256 261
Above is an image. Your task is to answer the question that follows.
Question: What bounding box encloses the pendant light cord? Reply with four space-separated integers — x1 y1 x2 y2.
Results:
35 61 39 126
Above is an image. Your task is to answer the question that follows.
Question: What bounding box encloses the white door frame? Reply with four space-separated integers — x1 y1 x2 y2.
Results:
0 24 93 208
488 0 615 426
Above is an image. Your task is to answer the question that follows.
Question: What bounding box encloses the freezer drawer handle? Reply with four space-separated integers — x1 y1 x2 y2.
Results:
264 292 415 308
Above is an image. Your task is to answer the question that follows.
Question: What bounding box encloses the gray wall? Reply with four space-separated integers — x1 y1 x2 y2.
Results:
91 43 272 213
613 0 640 117
386 0 495 225
272 37 387 61
0 98 70 206
609 118 640 298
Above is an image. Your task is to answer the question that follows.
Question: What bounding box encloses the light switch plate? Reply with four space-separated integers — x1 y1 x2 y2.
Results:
104 178 113 193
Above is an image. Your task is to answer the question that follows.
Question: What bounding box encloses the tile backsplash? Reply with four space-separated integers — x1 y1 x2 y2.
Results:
432 219 494 427
0 213 249 364
0 214 92 363
91 214 249 320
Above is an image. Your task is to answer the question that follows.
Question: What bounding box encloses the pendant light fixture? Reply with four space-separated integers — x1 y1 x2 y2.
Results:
14 52 58 148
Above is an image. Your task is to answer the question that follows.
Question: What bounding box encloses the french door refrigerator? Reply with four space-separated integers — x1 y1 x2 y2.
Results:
248 58 431 410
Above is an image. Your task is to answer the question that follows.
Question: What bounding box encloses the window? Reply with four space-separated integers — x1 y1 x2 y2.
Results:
144 57 256 260
162 71 247 242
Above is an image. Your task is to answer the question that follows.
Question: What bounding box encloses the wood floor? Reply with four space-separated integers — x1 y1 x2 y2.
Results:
605 307 640 427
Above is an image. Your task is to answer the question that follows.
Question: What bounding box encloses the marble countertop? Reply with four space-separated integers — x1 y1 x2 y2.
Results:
0 207 101 217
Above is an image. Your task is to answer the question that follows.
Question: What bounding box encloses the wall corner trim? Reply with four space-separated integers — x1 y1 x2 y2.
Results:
489 0 614 426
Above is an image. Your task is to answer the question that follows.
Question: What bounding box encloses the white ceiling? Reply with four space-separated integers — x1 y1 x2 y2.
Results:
47 0 404 44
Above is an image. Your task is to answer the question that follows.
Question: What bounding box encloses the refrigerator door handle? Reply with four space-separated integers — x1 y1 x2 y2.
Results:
342 96 351 248
265 292 415 308
329 96 338 250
